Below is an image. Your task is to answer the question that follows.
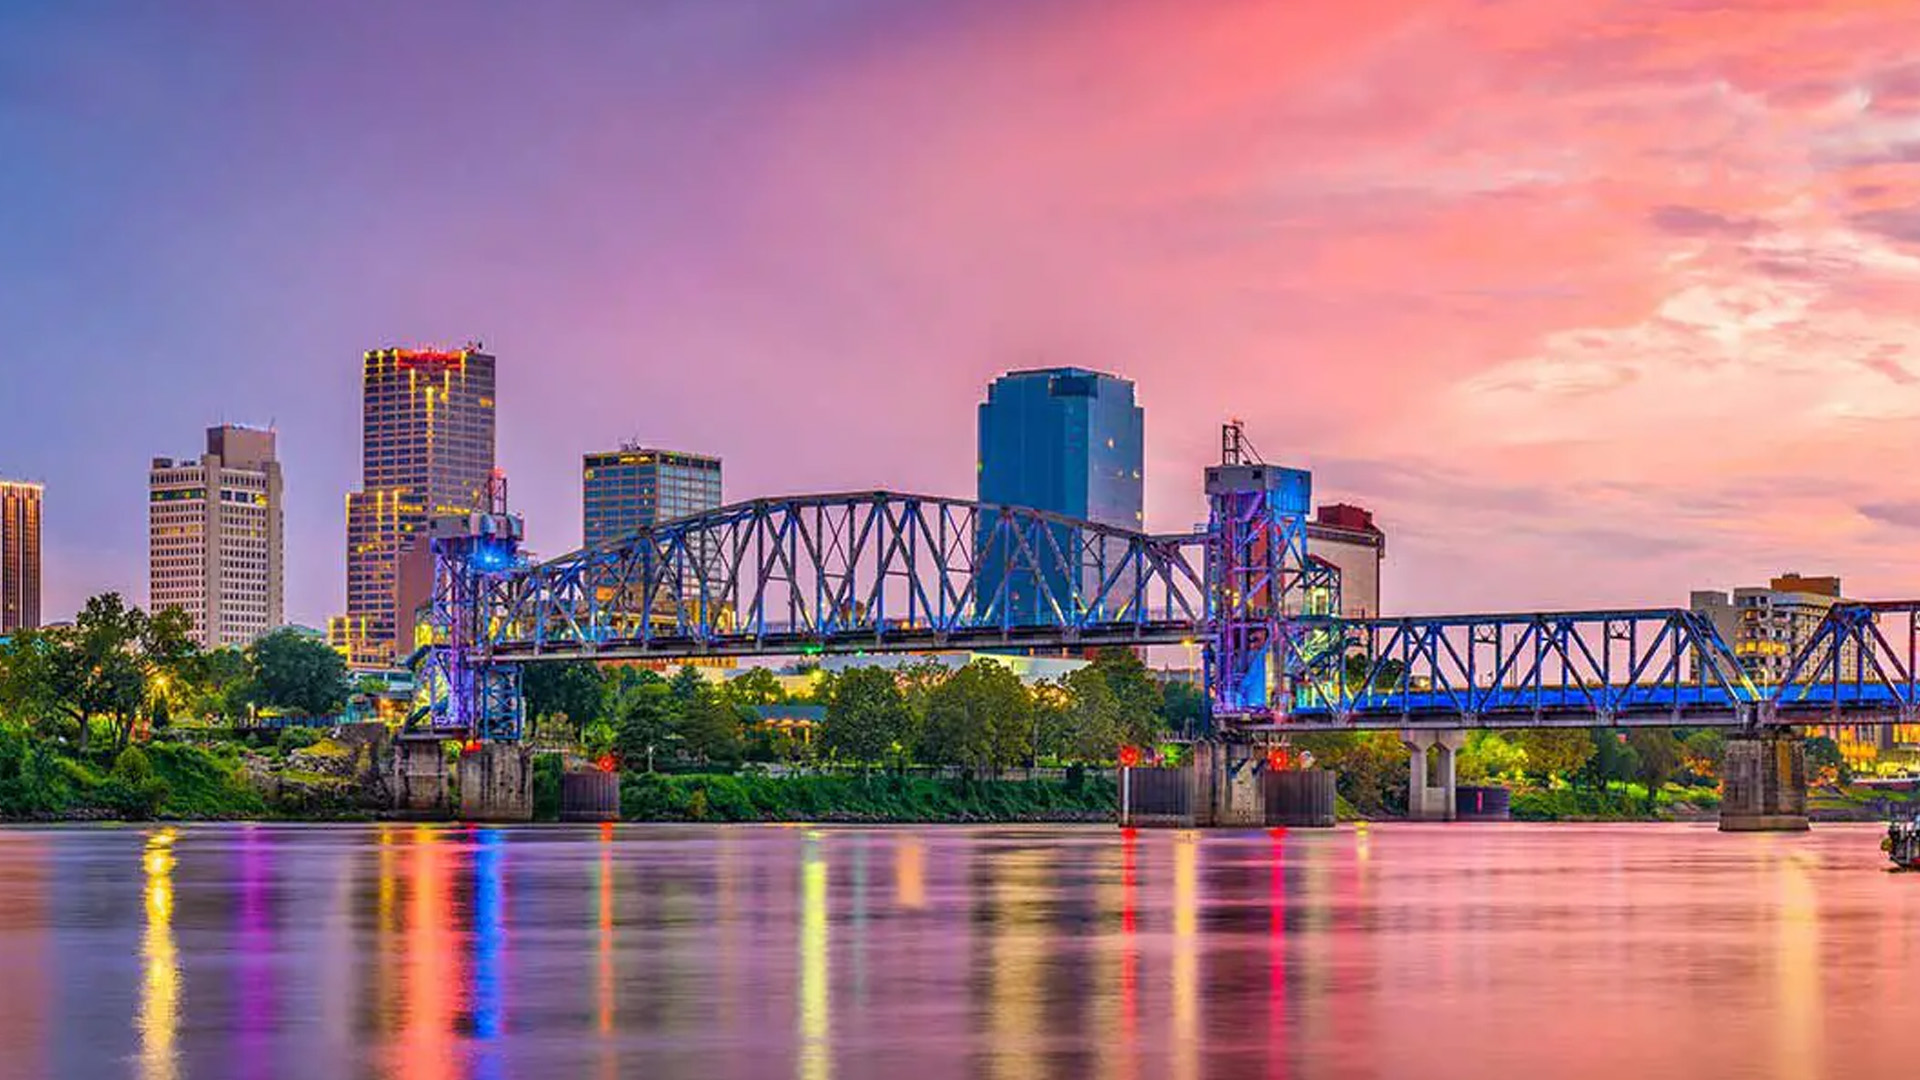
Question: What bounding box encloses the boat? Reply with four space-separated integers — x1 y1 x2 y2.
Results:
1885 819 1920 870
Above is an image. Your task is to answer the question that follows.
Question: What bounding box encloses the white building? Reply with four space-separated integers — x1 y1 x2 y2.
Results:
149 425 285 649
1307 504 1385 618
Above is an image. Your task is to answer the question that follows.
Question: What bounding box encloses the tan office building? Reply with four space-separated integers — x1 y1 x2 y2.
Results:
148 426 285 648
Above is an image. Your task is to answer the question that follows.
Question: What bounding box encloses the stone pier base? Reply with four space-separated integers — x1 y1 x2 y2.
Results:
392 737 452 818
457 742 535 822
1720 730 1809 832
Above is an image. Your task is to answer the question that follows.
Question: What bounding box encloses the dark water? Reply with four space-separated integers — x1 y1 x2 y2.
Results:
0 822 1913 1079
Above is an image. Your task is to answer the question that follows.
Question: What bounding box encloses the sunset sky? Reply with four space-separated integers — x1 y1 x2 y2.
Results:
7 0 1920 625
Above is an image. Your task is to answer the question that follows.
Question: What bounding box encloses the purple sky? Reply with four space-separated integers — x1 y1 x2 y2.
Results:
9 0 1920 626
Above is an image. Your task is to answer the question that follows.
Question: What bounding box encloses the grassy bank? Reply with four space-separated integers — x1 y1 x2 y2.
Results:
0 728 266 820
615 771 1118 823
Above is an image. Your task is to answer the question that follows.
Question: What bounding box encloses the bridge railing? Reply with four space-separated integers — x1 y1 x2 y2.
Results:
482 492 1212 658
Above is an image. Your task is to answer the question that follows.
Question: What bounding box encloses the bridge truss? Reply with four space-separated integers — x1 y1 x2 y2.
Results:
1276 602 1920 731
485 492 1213 659
416 476 1920 740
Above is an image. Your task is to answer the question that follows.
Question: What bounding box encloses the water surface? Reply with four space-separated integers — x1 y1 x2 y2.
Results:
0 822 1910 1079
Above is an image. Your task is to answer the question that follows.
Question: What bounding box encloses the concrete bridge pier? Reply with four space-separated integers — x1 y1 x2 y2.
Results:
1402 729 1465 822
458 743 535 823
391 736 452 818
1719 729 1809 832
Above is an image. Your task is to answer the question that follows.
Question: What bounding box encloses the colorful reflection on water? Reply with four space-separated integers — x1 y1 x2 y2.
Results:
5 824 1920 1078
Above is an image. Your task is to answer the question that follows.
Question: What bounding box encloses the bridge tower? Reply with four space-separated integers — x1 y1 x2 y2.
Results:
418 501 526 742
1203 422 1332 719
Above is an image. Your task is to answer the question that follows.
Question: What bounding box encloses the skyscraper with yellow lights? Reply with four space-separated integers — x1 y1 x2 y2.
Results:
331 346 496 668
0 479 41 634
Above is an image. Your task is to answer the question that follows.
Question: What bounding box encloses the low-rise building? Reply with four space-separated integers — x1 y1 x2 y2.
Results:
1307 503 1385 618
1691 572 1880 761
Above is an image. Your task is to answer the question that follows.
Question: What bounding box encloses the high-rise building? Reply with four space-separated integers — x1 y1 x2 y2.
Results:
582 445 723 546
976 367 1144 619
0 479 42 634
148 426 285 648
332 345 496 668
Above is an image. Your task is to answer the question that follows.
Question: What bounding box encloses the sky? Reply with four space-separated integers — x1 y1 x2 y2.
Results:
7 0 1920 625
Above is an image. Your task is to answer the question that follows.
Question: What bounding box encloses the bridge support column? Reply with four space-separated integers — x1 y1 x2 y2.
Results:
458 743 535 823
1403 730 1464 822
1720 730 1809 833
391 736 451 818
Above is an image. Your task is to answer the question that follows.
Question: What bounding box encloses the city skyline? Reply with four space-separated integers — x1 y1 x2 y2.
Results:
10 1 1920 626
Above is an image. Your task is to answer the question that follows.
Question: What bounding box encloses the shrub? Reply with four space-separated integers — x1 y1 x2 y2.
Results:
276 727 324 755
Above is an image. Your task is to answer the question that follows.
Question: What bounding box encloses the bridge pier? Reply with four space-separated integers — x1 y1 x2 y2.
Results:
391 736 451 818
1120 741 1336 827
458 743 535 823
1720 730 1809 833
1402 729 1464 822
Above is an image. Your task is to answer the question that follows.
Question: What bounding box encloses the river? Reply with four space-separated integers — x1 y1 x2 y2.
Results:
0 822 1912 1079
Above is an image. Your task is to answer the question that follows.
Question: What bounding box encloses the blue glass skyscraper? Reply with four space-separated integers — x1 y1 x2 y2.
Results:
976 367 1144 621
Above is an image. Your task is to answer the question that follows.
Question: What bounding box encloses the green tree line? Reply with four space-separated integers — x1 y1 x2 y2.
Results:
525 647 1210 773
1 592 353 750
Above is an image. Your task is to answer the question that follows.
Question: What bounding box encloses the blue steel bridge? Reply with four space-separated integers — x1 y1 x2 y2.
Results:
420 445 1920 741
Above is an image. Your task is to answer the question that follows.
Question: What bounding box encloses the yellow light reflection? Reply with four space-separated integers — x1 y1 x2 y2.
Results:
894 835 925 910
1173 832 1199 1080
1775 849 1821 1080
138 829 180 1080
799 834 830 1080
990 849 1046 1080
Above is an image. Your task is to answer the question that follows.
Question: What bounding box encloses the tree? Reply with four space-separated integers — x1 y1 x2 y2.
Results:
521 660 606 735
1292 731 1408 817
1159 680 1209 738
1052 667 1121 763
1514 728 1596 785
610 679 676 772
184 647 252 720
1681 729 1727 781
1805 735 1849 786
1457 730 1525 784
822 666 912 765
1089 648 1162 747
1576 729 1639 792
246 629 350 717
9 595 153 754
668 665 708 708
675 683 745 766
1626 729 1683 811
726 667 786 707
918 659 1032 771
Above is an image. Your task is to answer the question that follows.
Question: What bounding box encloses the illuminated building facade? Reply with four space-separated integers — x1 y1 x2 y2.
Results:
0 479 41 633
333 346 496 668
976 367 1144 618
1691 573 1888 760
148 426 284 648
581 446 722 546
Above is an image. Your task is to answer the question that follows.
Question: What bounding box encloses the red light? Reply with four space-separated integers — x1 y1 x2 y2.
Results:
595 754 617 773
393 348 468 368
1266 748 1292 772
462 739 482 754
1118 745 1142 768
